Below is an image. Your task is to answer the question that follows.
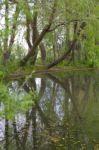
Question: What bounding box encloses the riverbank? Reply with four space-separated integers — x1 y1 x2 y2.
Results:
0 65 98 81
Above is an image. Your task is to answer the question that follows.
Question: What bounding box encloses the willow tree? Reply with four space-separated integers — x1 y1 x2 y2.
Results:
0 0 99 70
19 0 57 66
46 0 99 68
19 0 99 68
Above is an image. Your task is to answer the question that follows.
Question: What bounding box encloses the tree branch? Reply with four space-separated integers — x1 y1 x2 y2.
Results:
47 39 77 69
8 3 20 50
20 0 57 66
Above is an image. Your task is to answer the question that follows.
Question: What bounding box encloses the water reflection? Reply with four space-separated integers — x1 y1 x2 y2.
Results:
0 71 99 150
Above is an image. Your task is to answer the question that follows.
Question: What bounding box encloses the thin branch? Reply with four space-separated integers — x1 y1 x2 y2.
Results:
26 20 32 49
48 22 66 32
25 0 32 49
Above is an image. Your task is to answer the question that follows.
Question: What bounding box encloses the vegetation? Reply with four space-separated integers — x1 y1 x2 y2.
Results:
0 0 99 77
0 71 99 150
0 1 99 149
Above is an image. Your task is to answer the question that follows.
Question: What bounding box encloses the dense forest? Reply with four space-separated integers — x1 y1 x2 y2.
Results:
0 0 99 77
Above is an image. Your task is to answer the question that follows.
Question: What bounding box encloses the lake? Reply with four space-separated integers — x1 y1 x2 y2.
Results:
0 70 99 150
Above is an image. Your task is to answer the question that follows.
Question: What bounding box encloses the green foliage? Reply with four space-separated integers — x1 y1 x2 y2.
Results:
0 82 38 119
83 16 99 66
0 44 26 76
0 71 4 77
0 0 99 71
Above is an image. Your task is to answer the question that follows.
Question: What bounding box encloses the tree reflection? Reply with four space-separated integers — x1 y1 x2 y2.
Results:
0 71 99 150
5 119 9 150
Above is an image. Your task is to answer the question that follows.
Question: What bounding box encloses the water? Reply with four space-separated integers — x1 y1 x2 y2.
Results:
0 70 99 150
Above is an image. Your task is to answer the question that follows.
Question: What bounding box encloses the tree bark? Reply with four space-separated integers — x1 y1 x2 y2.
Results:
47 39 77 69
3 2 20 64
47 21 86 69
20 0 57 66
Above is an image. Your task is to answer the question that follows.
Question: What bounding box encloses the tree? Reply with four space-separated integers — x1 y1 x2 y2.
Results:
0 0 99 71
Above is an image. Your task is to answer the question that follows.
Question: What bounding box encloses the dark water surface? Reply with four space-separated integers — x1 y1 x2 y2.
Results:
0 70 99 150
